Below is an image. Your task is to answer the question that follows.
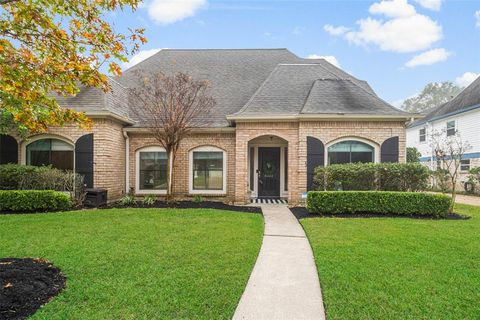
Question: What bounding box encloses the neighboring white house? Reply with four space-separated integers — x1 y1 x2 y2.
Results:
407 75 480 183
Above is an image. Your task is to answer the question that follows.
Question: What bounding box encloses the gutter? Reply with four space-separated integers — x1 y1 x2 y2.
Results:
226 113 417 121
85 111 135 125
123 127 236 133
122 130 130 195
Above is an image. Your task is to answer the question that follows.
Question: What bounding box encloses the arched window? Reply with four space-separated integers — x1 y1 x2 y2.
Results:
328 140 374 165
26 138 74 170
0 135 18 164
135 146 168 194
189 146 227 194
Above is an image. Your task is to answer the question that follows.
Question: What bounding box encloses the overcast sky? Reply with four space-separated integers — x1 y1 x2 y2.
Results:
111 0 480 106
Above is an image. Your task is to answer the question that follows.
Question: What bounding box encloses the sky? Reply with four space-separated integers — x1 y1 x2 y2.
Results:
111 0 480 107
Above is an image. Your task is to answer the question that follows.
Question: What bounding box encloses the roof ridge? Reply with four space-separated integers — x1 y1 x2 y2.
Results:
232 63 282 116
161 48 289 51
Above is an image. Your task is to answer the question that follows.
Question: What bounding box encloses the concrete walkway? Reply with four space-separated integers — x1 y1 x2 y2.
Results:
233 205 325 320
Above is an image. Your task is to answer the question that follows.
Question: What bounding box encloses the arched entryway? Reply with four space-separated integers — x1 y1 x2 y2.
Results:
248 135 288 200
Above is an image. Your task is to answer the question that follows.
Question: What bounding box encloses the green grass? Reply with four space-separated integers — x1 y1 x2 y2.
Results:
0 208 263 319
302 204 480 320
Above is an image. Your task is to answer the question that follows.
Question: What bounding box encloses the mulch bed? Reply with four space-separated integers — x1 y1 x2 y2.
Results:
0 258 66 320
290 207 470 220
105 201 262 214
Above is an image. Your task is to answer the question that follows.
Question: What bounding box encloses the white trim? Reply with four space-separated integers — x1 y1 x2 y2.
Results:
188 146 227 195
135 146 167 195
21 135 75 167
227 113 415 121
325 137 380 165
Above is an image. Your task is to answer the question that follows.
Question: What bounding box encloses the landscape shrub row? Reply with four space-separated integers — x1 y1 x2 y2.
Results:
313 163 430 192
306 191 451 217
0 190 72 212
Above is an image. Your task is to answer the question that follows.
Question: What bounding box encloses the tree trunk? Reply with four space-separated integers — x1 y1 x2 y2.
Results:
167 149 174 203
450 177 457 214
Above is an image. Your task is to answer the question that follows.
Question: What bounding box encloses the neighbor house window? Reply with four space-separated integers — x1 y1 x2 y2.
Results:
136 147 167 194
446 121 456 136
328 140 374 164
419 128 426 142
189 146 227 194
461 159 471 172
26 138 73 170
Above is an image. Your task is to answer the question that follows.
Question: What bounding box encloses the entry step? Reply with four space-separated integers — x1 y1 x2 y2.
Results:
251 198 288 205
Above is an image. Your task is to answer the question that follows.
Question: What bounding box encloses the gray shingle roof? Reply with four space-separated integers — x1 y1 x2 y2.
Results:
56 78 130 120
234 64 407 117
409 75 480 127
57 48 408 127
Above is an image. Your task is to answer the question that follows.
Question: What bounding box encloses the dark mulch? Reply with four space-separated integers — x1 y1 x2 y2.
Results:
290 207 470 220
0 258 66 320
105 201 262 214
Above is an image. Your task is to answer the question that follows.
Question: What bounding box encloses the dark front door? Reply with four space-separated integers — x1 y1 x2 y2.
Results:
258 147 280 198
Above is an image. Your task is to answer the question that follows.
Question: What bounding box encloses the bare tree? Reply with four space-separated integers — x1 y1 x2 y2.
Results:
430 129 471 212
128 71 216 201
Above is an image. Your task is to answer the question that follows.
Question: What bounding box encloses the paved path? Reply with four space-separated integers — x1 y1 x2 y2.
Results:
233 205 325 320
431 192 480 207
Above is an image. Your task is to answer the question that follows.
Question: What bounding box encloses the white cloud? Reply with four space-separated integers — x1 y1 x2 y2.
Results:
306 55 341 68
476 10 480 28
147 0 207 24
369 0 416 18
326 0 442 53
123 48 162 69
414 0 443 11
455 72 480 87
324 24 350 36
404 48 450 68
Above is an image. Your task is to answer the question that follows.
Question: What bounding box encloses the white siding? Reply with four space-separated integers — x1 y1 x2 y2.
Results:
407 108 480 160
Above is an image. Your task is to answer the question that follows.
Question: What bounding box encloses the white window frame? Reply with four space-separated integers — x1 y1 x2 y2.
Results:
446 120 456 137
135 146 167 195
460 159 471 172
419 127 426 143
21 135 75 169
325 137 380 165
189 146 227 195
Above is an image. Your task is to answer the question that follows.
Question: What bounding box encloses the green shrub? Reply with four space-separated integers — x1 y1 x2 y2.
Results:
313 163 429 192
193 195 204 203
306 191 451 217
0 164 39 190
119 195 136 206
142 194 156 205
0 190 72 212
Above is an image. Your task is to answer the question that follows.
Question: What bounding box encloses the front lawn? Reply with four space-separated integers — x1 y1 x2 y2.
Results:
302 204 480 319
0 208 263 319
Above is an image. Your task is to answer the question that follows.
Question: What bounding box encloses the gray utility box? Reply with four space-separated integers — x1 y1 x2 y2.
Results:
84 188 107 207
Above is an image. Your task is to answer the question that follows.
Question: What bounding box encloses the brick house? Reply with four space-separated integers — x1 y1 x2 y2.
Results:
0 49 411 204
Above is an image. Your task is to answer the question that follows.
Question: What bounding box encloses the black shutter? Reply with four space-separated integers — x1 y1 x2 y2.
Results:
0 135 18 164
381 136 399 163
307 136 324 191
75 133 94 188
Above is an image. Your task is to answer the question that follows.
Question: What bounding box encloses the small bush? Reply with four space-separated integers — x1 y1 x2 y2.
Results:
313 163 429 192
193 195 204 203
119 195 136 206
306 191 451 217
0 190 72 212
142 194 156 205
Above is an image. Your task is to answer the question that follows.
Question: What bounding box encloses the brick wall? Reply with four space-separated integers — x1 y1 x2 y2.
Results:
14 118 126 201
128 131 236 201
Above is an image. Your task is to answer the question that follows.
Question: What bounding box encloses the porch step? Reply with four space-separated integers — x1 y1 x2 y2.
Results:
251 198 288 205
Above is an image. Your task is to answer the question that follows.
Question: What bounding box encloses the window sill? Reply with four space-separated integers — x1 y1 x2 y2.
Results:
135 189 167 195
189 189 227 195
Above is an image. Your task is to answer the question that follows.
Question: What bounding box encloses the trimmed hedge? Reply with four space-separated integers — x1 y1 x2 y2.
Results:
0 190 72 213
306 191 451 217
313 163 430 192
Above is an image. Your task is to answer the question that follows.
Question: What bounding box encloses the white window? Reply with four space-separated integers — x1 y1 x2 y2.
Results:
189 146 227 194
461 159 471 172
446 121 456 136
419 128 426 142
26 138 74 170
328 140 375 165
136 146 168 194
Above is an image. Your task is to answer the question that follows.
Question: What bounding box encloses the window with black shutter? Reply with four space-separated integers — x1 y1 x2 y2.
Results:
75 134 94 188
381 136 399 163
0 135 18 164
306 137 324 191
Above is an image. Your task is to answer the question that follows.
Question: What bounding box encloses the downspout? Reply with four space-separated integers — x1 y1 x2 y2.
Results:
123 130 130 195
